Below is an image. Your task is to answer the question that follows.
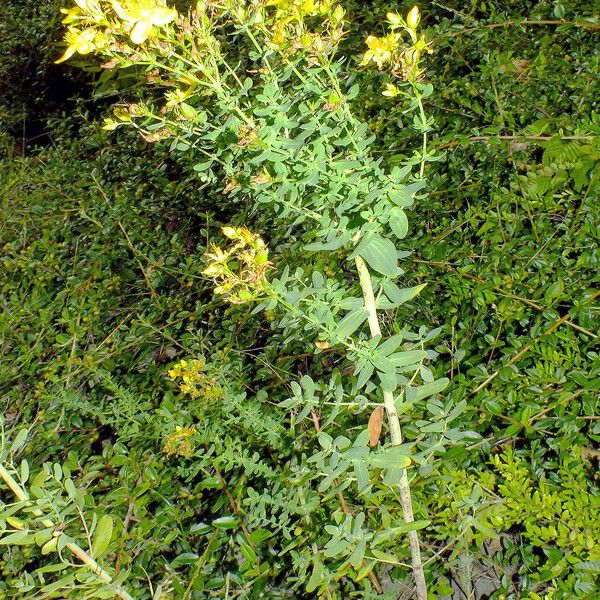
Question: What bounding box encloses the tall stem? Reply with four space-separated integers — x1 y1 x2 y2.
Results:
354 256 427 600
411 84 428 180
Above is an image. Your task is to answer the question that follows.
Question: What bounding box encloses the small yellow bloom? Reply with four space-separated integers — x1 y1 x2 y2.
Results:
382 83 400 97
55 27 106 63
111 0 177 44
361 34 398 69
406 6 421 30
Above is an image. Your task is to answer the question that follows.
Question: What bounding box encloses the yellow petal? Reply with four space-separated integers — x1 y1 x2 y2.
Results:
111 0 135 23
55 46 76 64
148 7 177 26
130 20 153 44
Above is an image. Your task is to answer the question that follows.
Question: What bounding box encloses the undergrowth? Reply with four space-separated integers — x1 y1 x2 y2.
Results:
0 1 598 599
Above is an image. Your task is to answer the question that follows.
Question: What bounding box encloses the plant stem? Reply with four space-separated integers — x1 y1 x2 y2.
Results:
411 83 429 179
0 463 134 600
354 256 427 600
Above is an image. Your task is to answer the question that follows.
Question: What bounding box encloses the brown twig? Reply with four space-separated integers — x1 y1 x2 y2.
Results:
435 134 594 150
440 19 600 40
470 290 600 396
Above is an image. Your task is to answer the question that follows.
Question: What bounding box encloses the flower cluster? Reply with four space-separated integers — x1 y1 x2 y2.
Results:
186 0 345 56
360 7 431 84
167 357 224 402
163 426 196 457
203 227 271 304
274 0 344 53
56 0 177 63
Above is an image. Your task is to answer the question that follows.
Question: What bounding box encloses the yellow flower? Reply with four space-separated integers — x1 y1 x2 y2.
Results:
163 426 196 457
406 6 421 30
55 28 104 63
110 0 177 44
382 83 400 97
360 34 398 69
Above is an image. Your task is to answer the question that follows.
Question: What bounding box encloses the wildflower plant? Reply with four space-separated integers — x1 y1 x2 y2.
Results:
202 227 271 304
167 357 224 401
49 2 477 597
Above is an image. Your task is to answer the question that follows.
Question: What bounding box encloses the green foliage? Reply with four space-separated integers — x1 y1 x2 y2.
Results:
0 0 598 599
0 0 90 148
426 452 599 598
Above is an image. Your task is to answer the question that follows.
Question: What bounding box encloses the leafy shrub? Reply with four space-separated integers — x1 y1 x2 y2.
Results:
1 1 598 599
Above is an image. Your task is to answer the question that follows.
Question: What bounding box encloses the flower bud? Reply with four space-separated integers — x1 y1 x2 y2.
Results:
406 6 420 29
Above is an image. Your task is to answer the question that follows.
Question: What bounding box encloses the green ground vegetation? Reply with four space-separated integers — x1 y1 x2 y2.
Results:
0 1 598 599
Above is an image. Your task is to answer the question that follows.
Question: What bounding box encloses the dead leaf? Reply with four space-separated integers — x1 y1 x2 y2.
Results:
368 406 384 447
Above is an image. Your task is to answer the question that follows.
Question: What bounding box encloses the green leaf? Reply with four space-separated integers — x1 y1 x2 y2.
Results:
383 281 426 306
370 548 401 562
0 531 34 545
41 537 59 555
306 559 324 592
212 516 238 529
388 350 427 368
238 536 257 565
405 378 449 402
356 234 399 277
395 520 429 533
388 186 414 207
336 309 369 339
377 334 404 356
544 279 564 302
379 371 397 392
20 460 29 484
318 431 333 450
35 563 69 574
349 538 366 568
356 361 374 389
171 553 199 566
9 428 28 455
389 207 409 239
371 352 396 375
369 446 411 470
40 575 76 594
91 515 113 559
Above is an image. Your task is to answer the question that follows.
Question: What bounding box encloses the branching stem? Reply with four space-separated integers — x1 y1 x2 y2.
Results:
0 463 134 600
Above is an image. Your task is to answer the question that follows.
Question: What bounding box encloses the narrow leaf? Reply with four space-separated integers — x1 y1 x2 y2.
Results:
405 378 450 402
336 309 369 339
383 281 426 306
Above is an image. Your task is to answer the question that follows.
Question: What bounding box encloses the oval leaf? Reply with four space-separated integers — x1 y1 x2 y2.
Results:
91 515 113 559
212 516 238 529
358 234 399 278
368 406 384 447
389 207 409 239
369 446 411 470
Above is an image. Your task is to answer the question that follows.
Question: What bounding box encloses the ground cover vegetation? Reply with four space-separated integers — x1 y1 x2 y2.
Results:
0 1 598 599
